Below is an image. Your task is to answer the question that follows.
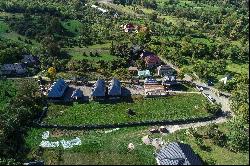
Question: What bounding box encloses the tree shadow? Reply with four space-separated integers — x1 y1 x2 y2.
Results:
98 96 134 105
169 83 189 91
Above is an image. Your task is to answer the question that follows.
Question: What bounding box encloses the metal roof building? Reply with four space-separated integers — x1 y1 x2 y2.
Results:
108 78 121 96
157 65 174 76
156 142 203 165
138 70 151 77
1 63 27 75
91 79 106 97
21 55 39 65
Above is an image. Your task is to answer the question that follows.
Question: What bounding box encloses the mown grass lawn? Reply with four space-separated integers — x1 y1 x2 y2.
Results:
25 123 249 165
44 94 210 126
25 127 156 165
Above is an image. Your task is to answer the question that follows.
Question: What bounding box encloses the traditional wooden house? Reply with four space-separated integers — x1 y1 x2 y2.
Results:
108 78 122 98
91 79 106 100
0 63 27 76
140 50 161 68
47 79 68 100
156 142 203 165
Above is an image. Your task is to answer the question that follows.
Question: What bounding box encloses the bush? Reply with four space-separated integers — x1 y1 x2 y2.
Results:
204 157 216 165
226 116 249 152
206 124 227 147
206 103 222 116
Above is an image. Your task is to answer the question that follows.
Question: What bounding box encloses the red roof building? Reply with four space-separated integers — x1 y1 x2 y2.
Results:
144 55 161 68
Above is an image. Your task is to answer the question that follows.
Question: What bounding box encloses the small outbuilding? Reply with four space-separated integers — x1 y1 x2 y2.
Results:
21 55 39 65
128 66 138 75
157 65 174 76
138 70 151 78
71 89 84 100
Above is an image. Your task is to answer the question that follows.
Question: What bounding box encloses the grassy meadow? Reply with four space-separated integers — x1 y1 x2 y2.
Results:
44 94 210 126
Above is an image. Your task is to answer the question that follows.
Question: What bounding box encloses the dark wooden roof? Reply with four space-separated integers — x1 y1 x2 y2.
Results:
156 142 203 165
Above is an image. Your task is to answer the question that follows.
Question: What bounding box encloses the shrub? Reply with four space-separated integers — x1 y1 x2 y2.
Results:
206 103 222 116
226 116 249 152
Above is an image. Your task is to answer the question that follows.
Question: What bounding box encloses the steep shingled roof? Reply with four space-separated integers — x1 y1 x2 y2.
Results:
156 142 203 165
91 79 106 97
71 89 83 99
48 79 68 98
108 78 121 96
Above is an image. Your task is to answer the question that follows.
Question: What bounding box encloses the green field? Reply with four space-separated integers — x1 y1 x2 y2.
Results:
44 94 210 126
66 43 118 61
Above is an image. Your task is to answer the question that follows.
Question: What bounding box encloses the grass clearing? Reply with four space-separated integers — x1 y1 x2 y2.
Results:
66 43 118 61
44 94 210 126
226 62 249 75
0 20 9 34
25 127 156 165
1 31 41 48
62 20 83 35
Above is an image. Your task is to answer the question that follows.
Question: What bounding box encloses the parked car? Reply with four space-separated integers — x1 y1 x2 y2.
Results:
207 80 214 86
196 86 203 92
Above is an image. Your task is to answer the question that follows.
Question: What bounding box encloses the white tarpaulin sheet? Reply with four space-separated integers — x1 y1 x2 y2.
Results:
42 131 50 140
60 137 82 149
39 131 81 149
39 140 60 148
104 128 120 134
